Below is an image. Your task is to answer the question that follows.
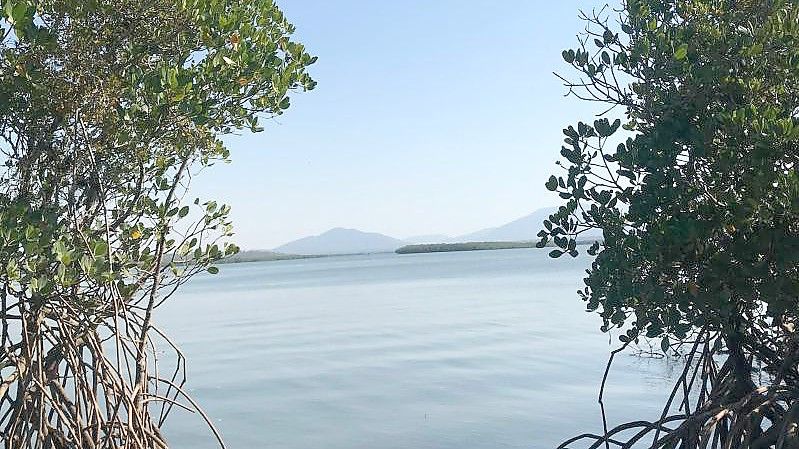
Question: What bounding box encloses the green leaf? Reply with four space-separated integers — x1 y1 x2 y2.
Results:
207 266 219 274
93 241 109 257
548 250 564 258
674 44 688 61
5 259 18 280
545 175 558 191
24 225 37 241
10 2 29 25
178 206 190 218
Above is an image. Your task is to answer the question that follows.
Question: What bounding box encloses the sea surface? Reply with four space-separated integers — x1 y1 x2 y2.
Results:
156 249 676 449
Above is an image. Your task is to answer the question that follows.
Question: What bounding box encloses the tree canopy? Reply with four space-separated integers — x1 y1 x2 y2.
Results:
0 1 314 447
542 1 799 447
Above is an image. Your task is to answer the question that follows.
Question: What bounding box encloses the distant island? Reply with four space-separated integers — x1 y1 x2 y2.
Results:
218 250 321 264
396 241 537 254
232 207 605 259
396 237 601 254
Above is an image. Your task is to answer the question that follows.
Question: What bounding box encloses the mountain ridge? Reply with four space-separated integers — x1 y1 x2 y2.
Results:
274 227 405 255
455 207 558 242
269 207 597 256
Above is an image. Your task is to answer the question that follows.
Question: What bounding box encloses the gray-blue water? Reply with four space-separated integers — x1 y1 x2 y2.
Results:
156 249 675 448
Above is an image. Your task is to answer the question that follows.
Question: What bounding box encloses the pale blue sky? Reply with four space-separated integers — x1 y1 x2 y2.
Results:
192 0 607 249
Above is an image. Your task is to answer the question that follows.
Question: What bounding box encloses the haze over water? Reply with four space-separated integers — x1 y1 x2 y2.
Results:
158 249 676 448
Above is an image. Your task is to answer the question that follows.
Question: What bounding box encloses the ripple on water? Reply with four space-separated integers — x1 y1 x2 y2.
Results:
157 250 676 449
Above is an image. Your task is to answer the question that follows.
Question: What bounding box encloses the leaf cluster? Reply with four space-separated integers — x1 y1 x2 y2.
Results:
541 0 799 350
0 1 315 445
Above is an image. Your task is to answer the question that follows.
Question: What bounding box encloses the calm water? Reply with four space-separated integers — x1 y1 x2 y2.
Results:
156 249 675 448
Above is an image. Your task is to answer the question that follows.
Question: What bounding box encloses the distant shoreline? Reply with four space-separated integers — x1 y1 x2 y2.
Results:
217 250 324 264
218 249 394 264
395 241 537 254
396 239 601 255
220 239 603 263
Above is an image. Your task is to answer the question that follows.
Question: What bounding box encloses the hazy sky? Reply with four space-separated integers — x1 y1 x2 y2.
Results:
191 0 608 249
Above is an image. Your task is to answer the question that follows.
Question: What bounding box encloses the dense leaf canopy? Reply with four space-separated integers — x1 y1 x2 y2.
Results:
542 0 799 350
546 1 799 447
0 1 315 447
539 0 799 449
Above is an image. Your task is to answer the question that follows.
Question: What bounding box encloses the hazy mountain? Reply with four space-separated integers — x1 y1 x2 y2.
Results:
271 208 602 255
456 207 603 242
274 228 405 255
455 207 558 242
403 234 452 244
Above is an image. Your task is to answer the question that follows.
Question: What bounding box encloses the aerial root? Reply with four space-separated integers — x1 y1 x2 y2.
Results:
0 294 223 449
559 332 799 449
